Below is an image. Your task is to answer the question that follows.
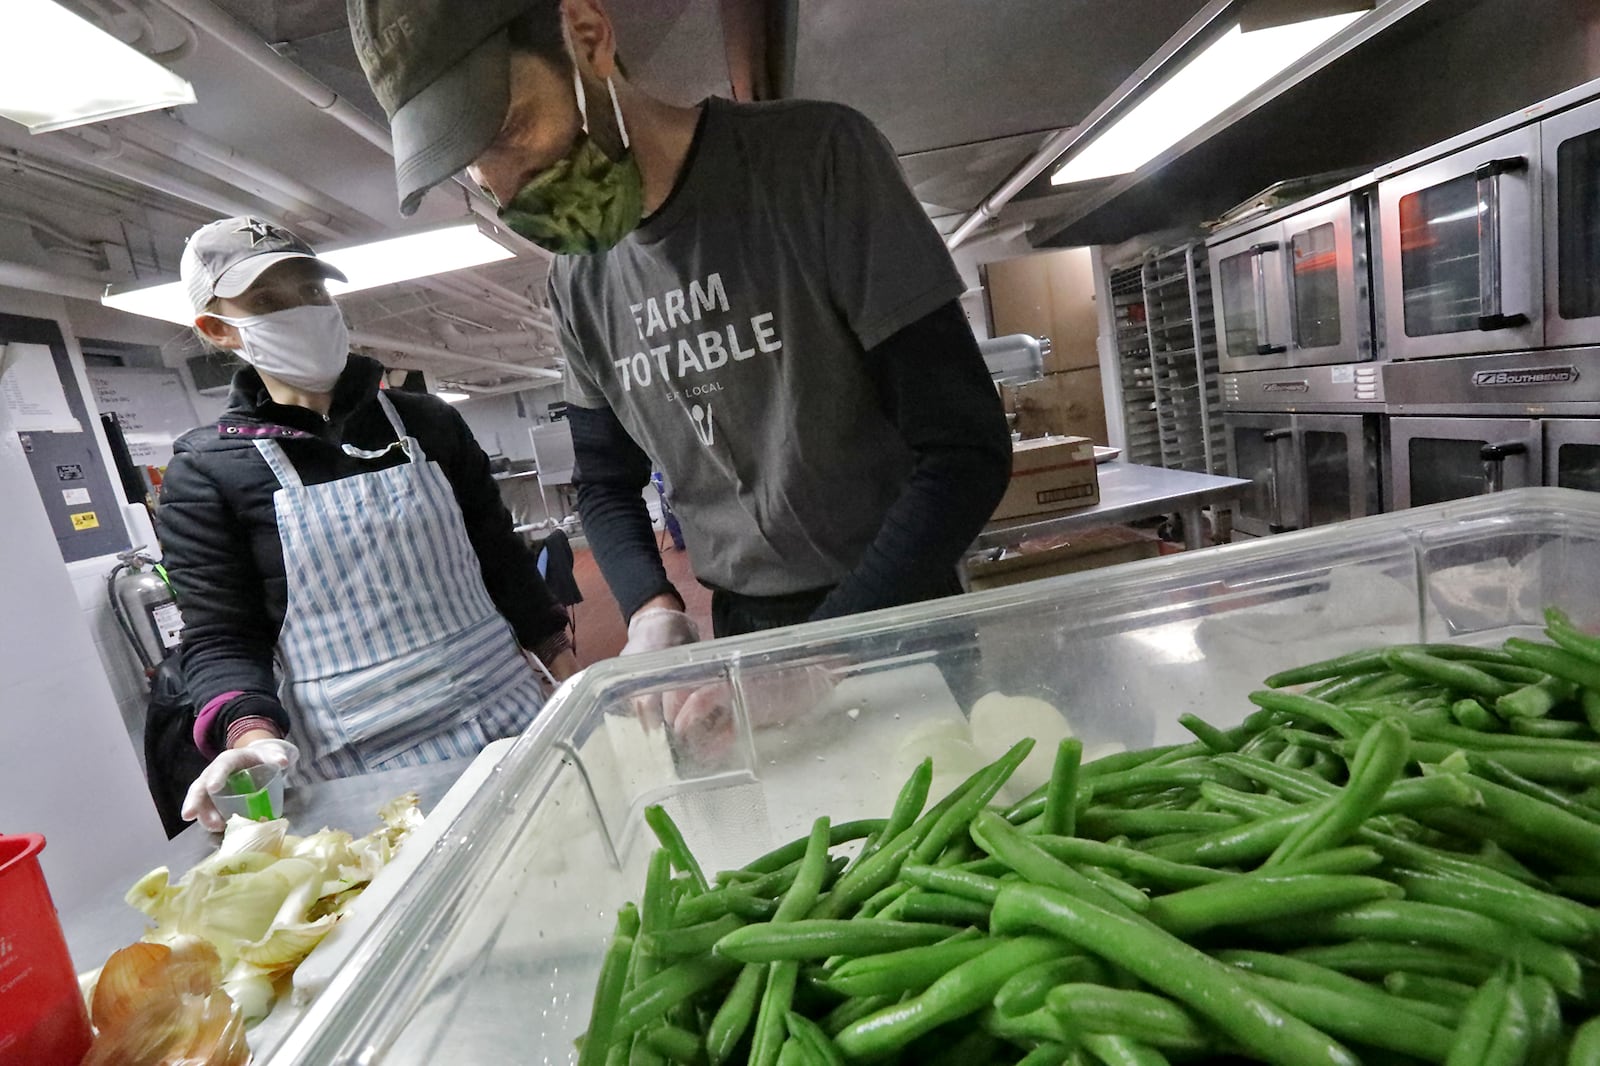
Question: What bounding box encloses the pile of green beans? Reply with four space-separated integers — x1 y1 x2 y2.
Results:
577 608 1600 1065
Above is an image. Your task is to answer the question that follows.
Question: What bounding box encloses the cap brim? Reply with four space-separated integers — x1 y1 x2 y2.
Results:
392 29 511 217
214 252 348 298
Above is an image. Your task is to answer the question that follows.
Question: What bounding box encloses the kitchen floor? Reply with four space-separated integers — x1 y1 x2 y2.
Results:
568 540 712 667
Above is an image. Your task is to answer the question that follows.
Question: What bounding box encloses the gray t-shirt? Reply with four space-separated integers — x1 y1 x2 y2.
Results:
549 98 964 597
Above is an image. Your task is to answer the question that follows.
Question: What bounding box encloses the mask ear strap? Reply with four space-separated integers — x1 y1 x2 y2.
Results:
606 76 630 150
573 64 590 135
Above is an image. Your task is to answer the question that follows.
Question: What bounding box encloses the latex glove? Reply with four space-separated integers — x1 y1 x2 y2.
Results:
622 607 701 656
666 666 837 767
181 738 299 833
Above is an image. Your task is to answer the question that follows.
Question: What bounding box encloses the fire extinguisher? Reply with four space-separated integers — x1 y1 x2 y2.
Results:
107 547 183 677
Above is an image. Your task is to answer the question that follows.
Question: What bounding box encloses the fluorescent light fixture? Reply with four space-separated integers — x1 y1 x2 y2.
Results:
1 0 196 134
102 218 520 325
436 390 471 403
1051 12 1363 187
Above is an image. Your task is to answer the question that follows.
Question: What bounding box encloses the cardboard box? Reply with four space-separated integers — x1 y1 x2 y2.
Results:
991 435 1099 521
966 526 1160 591
1003 369 1108 444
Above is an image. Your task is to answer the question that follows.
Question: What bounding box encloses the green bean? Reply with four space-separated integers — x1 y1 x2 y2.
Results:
1464 753 1600 826
1216 949 1459 1028
1264 901 1582 996
773 818 832 922
1520 975 1563 1066
833 935 1064 1058
1044 738 1083 836
1083 759 1251 801
853 879 910 919
1033 835 1233 887
714 920 961 963
1044 984 1208 1051
771 1037 801 1066
740 820 885 875
898 864 1004 904
1496 675 1578 719
614 956 742 1044
1240 971 1455 1061
1584 688 1600 733
1288 942 1495 985
1451 696 1503 731
1260 845 1383 877
851 759 929 873
1458 770 1600 869
1149 875 1398 938
645 806 710 895
1384 649 1519 700
991 884 1358 1066
1178 713 1238 754
1389 868 1596 946
993 956 1108 1017
704 963 764 1066
1265 644 1514 688
1248 690 1363 737
1552 874 1600 902
817 993 890 1037
1145 802 1309 867
1511 716 1592 739
1569 1016 1600 1066
911 739 1034 865
895 891 991 927
578 932 636 1066
630 1036 666 1066
823 929 990 998
642 1024 705 1065
970 810 1141 917
1382 970 1474 1015
1507 638 1600 691
644 915 747 962
1403 738 1600 784
1013 1044 1075 1066
1077 808 1239 838
1078 1033 1172 1066
1265 717 1409 867
748 960 797 1066
783 1011 845 1066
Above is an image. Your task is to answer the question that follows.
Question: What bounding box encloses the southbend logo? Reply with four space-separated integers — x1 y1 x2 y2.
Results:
1262 381 1310 394
1472 367 1579 387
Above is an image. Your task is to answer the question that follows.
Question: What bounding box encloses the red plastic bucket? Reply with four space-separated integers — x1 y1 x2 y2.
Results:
0 834 91 1066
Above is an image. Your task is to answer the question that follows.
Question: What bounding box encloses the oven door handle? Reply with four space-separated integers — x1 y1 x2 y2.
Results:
1251 242 1288 356
1480 440 1528 493
1263 428 1297 532
1475 157 1530 332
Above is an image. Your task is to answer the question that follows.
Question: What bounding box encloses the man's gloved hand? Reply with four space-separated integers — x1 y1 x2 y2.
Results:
667 665 837 766
622 606 701 656
181 737 299 832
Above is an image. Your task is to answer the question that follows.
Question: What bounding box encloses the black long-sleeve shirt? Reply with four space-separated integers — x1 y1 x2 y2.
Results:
571 299 1011 624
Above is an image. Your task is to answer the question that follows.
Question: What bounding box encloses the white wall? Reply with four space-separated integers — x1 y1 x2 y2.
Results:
0 378 164 912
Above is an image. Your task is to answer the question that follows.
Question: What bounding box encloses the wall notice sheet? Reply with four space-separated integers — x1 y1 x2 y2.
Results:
88 367 199 467
0 343 82 434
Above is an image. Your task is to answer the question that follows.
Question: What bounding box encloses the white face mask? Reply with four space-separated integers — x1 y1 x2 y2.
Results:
208 304 350 394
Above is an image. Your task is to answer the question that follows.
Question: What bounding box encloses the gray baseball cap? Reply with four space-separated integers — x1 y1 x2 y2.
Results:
179 217 348 315
349 0 540 216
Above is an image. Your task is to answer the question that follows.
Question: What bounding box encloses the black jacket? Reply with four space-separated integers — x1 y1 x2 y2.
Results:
157 355 569 751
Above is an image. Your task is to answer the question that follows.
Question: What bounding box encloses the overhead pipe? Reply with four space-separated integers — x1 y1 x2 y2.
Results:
152 0 394 155
944 0 1234 251
347 329 562 381
0 261 106 301
41 129 289 222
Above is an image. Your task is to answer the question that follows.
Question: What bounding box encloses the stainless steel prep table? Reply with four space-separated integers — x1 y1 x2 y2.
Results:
977 461 1249 552
61 757 473 1056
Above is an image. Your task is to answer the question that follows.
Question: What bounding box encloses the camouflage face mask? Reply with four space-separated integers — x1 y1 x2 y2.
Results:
497 70 643 256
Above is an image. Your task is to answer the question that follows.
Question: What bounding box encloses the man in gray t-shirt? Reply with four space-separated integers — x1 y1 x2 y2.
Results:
351 0 1010 653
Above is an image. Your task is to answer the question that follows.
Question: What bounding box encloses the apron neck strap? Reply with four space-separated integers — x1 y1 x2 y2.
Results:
253 438 303 489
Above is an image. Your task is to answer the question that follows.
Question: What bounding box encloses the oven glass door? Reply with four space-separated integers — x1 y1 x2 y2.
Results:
1211 227 1290 374
1295 414 1379 526
1284 198 1367 367
1379 126 1543 359
1226 413 1298 536
1389 416 1540 508
1545 97 1600 347
1544 419 1600 492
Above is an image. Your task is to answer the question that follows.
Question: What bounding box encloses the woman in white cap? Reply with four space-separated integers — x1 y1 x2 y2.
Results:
158 216 578 830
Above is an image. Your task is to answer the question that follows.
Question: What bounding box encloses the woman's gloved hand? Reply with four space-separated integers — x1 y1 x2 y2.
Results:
181 737 299 832
622 606 701 656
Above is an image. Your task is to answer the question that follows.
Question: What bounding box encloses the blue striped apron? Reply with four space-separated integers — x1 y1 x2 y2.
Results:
254 392 545 782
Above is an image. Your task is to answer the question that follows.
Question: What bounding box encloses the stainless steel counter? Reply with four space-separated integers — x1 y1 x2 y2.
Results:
977 462 1249 552
62 757 473 990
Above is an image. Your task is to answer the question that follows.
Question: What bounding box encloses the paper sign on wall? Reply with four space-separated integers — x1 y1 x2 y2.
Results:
69 511 99 531
0 343 82 434
62 487 90 506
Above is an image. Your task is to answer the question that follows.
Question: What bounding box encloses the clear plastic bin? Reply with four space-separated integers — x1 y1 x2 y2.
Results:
266 488 1600 1065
